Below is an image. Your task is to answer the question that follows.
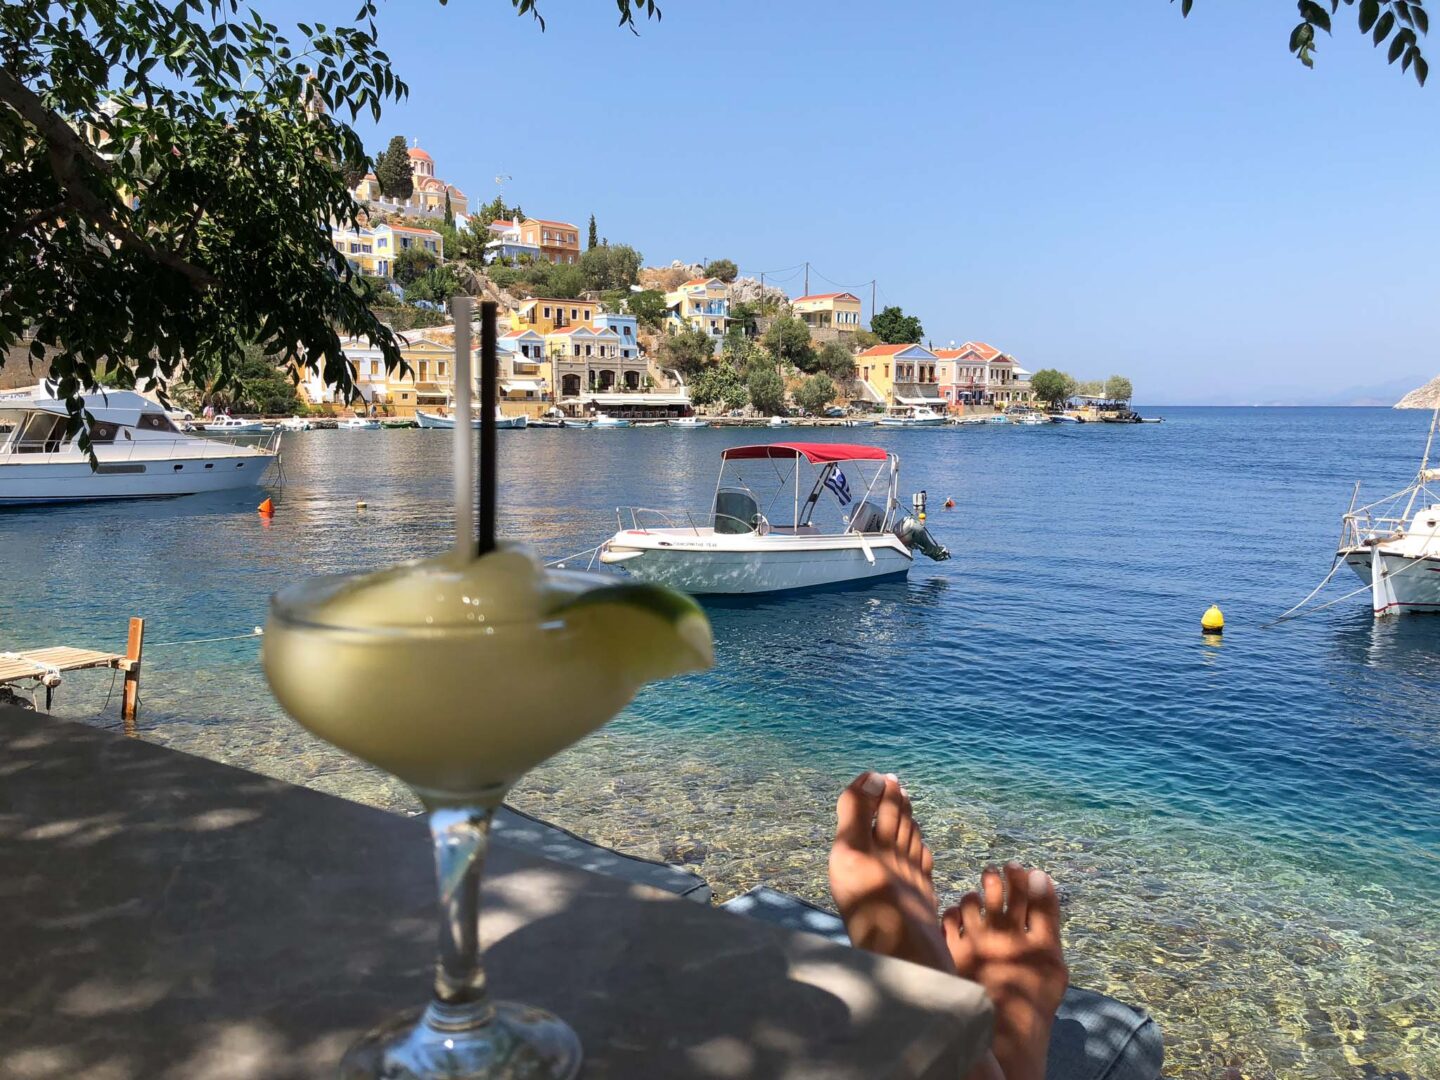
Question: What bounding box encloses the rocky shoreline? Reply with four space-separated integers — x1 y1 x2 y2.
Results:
1394 373 1440 408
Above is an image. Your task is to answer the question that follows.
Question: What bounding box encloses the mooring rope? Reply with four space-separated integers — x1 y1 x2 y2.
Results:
544 544 604 569
144 628 265 648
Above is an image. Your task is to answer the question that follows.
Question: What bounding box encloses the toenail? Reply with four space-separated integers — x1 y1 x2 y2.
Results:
1028 869 1051 895
885 772 899 783
861 772 885 796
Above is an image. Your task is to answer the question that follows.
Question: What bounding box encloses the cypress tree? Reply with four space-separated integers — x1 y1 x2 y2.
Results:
587 213 598 250
374 136 414 201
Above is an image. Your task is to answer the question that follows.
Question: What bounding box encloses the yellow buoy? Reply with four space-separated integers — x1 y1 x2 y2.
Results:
356 501 368 510
1201 604 1224 633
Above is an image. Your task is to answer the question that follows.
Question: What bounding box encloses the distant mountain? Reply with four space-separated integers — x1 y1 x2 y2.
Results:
1395 375 1440 410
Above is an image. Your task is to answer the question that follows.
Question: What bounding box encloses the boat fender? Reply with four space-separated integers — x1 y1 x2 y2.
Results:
896 515 951 562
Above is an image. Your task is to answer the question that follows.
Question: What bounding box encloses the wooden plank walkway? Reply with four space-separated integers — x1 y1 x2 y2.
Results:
0 646 131 684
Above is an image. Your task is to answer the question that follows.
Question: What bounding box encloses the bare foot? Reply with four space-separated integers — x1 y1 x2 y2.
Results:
828 771 951 973
943 863 1069 1080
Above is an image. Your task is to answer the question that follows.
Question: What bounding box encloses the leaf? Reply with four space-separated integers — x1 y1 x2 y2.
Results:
1299 0 1332 32
1417 54 1430 83
1374 9 1395 41
1389 31 1407 58
1416 5 1430 32
1359 0 1380 32
1290 21 1314 51
1403 43 1415 67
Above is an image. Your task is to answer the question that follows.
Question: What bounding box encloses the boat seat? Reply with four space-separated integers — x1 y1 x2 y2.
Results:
848 500 887 534
714 488 761 535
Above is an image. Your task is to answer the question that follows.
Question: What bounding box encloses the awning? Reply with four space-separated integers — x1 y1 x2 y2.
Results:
723 443 888 464
579 393 690 406
501 379 545 392
894 382 942 405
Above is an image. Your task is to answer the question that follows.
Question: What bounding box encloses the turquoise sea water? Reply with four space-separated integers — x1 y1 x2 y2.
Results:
2 407 1437 1079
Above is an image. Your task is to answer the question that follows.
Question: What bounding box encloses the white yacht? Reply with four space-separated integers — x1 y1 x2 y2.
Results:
591 413 631 428
202 414 266 433
0 386 280 506
599 442 950 594
338 416 381 430
877 406 946 427
667 417 709 428
1338 406 1440 614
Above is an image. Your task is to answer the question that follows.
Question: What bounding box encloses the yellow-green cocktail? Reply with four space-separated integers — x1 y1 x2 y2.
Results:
264 544 711 1078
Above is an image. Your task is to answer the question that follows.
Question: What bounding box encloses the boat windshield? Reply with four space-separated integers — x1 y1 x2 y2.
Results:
7 412 70 453
713 445 898 535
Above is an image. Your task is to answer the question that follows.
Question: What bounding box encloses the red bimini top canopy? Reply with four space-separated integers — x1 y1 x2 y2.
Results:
721 442 889 464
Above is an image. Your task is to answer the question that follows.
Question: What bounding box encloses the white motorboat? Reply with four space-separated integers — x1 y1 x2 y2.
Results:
417 407 527 430
667 417 710 428
768 416 794 427
561 418 593 429
843 418 878 428
877 406 946 427
1011 412 1052 426
277 416 312 431
0 385 280 506
338 417 381 430
1051 413 1080 423
591 413 631 428
599 442 950 595
203 415 266 434
1337 406 1440 615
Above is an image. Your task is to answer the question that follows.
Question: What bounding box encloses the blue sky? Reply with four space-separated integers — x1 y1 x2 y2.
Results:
307 0 1439 404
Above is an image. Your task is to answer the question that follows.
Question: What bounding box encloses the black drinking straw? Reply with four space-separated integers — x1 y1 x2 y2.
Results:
478 301 498 556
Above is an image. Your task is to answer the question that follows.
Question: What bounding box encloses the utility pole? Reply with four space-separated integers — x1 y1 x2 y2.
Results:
804 262 809 296
871 280 877 326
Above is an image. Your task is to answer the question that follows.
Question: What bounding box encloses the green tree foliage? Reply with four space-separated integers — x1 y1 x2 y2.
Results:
1175 0 1428 84
549 263 588 298
587 213 598 250
728 301 760 338
579 243 643 292
208 345 301 415
870 306 924 345
473 195 523 228
816 341 857 382
627 289 669 330
1075 379 1105 398
0 0 410 427
747 364 788 415
393 246 439 286
444 189 454 226
375 135 414 200
657 325 716 377
794 373 837 416
340 157 369 189
689 362 747 411
1030 368 1077 407
703 258 738 282
404 266 462 306
762 315 816 371
1105 374 1134 402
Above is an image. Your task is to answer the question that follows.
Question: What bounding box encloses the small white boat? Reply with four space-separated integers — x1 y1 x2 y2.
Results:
600 442 950 595
561 418 593 429
984 414 1010 425
768 416 793 427
667 417 710 428
1010 412 1052 426
417 407 527 430
1051 414 1080 423
277 416 312 431
1337 406 1440 615
337 417 381 430
877 406 945 427
203 415 266 434
844 418 878 428
0 385 279 505
592 413 631 429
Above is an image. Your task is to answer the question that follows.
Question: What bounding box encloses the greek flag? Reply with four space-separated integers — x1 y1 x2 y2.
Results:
824 469 853 506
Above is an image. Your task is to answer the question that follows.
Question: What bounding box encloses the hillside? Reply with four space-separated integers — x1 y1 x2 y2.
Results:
1395 374 1440 409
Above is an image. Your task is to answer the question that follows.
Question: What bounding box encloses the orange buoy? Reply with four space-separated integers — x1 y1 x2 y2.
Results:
257 497 274 515
943 498 955 509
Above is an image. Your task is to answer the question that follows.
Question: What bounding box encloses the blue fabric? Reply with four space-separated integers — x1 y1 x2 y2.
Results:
721 887 1164 1080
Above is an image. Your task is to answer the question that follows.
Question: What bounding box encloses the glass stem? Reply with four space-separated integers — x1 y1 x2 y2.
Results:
425 806 495 1032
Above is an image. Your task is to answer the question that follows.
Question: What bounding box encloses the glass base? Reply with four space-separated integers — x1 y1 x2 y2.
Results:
341 1001 582 1079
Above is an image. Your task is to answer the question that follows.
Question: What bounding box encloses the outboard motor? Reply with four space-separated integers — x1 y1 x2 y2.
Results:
895 489 951 561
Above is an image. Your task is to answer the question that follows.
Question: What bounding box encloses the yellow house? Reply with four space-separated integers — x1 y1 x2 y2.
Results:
376 333 455 417
855 344 940 406
510 298 597 336
329 224 379 276
792 292 863 334
372 223 443 278
663 277 730 347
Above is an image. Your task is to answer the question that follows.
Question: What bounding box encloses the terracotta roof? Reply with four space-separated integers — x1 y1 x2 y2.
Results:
793 292 860 303
523 218 579 231
932 349 963 359
500 330 541 339
490 219 516 229
382 224 441 236
957 341 1002 362
681 277 723 287
407 146 432 161
857 344 920 357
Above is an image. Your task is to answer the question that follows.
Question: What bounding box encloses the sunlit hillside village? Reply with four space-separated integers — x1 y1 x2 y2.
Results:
315 138 1129 422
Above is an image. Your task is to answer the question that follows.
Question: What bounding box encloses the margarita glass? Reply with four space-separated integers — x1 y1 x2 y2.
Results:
263 545 712 1079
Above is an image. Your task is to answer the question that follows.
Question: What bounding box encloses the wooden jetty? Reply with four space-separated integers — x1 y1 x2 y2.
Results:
0 617 144 734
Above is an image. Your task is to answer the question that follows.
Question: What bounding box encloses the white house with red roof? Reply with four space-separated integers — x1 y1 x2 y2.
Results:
791 292 863 337
933 342 1034 406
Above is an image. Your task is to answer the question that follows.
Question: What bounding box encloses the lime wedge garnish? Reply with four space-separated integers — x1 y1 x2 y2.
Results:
550 582 713 683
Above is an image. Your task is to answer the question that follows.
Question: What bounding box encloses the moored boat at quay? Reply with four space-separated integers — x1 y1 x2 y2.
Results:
0 385 279 506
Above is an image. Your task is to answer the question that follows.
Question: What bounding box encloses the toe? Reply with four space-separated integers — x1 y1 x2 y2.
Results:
1025 868 1062 945
942 905 976 976
834 771 886 851
1003 861 1029 929
921 844 934 876
981 865 1007 925
958 889 985 936
873 775 905 848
